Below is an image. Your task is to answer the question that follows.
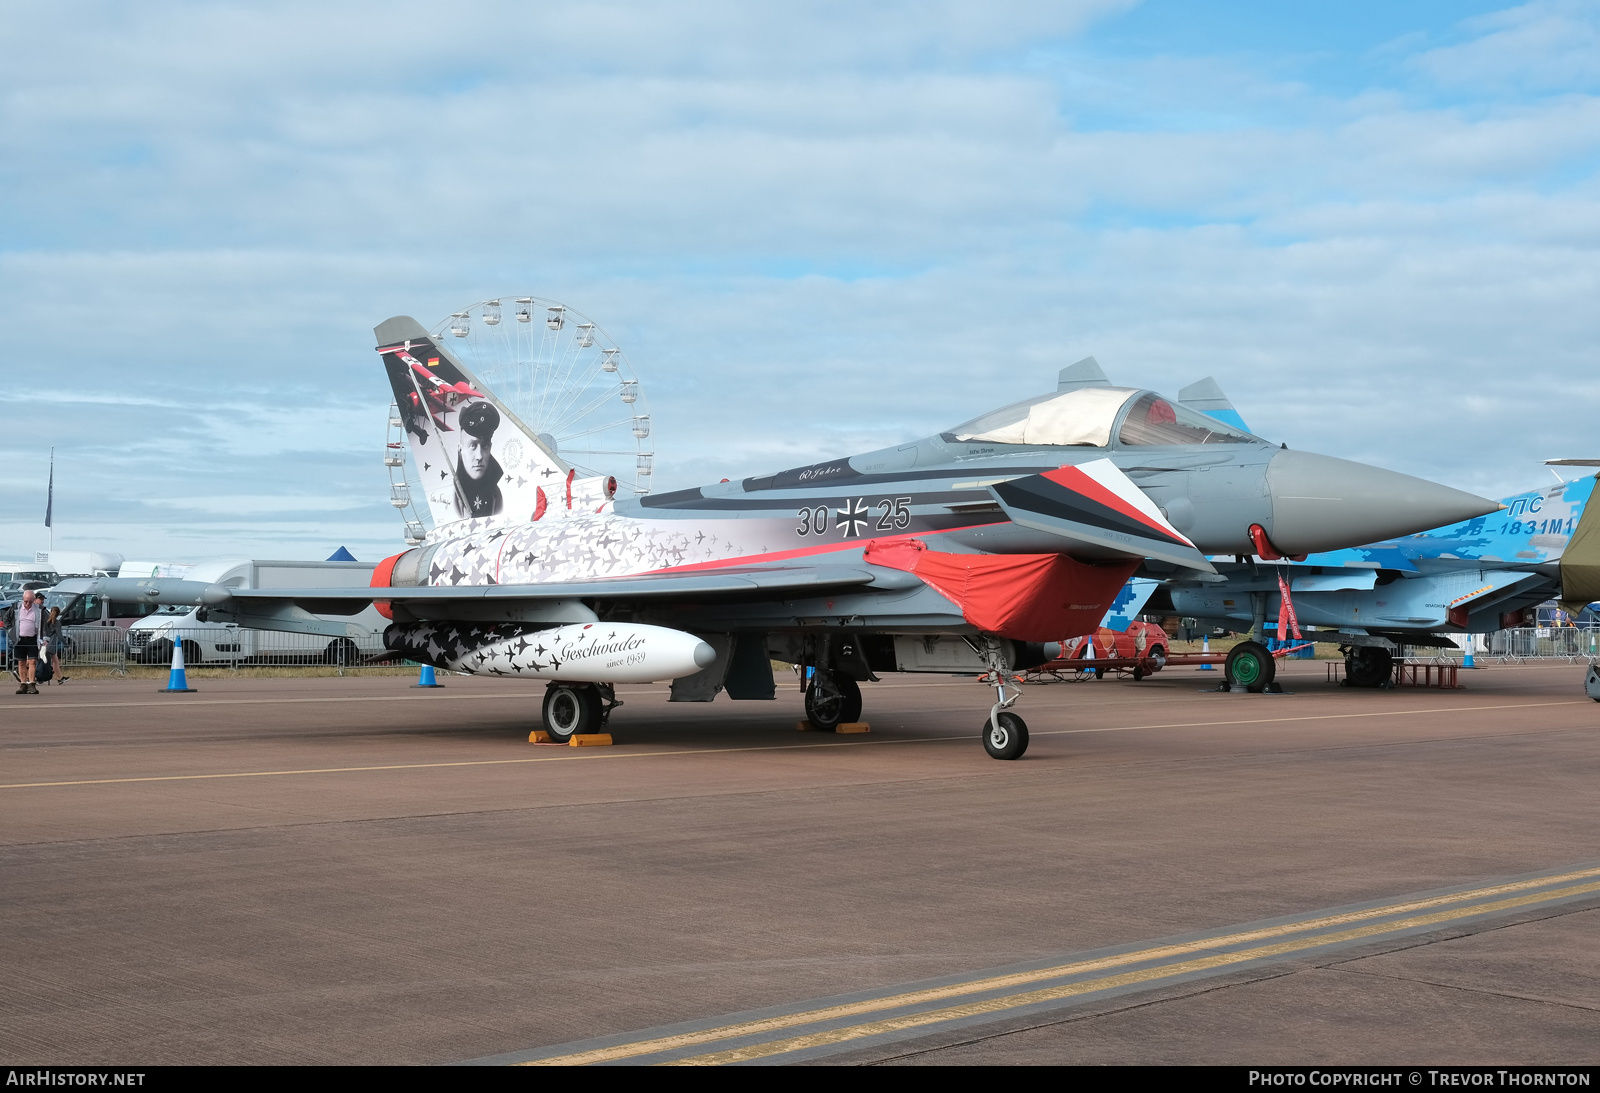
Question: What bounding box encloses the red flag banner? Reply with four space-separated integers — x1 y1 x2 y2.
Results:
1277 571 1302 641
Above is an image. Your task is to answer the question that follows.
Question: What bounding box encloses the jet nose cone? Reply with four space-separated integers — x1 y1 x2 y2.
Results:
692 640 717 669
1267 449 1499 555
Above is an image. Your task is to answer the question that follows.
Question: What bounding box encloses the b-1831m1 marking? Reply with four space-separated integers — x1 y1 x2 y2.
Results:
90 331 1498 758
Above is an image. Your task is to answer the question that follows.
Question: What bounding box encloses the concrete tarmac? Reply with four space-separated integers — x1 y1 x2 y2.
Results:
1 661 1597 1064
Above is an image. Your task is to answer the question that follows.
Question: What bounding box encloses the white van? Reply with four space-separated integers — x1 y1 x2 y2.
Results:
124 559 387 666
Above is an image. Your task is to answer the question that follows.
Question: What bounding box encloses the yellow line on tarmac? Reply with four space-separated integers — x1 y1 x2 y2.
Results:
667 879 1600 1066
0 699 1585 791
522 867 1600 1066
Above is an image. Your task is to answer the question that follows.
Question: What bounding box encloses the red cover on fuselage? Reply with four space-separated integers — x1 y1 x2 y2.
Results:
864 539 1138 642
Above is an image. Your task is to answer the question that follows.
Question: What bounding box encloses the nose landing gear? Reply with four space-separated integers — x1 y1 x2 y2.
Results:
978 637 1029 760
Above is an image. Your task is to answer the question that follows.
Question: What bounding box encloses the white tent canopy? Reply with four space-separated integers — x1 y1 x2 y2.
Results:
953 387 1140 448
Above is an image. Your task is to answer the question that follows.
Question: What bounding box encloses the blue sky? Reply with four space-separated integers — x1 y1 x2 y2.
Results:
2 0 1598 563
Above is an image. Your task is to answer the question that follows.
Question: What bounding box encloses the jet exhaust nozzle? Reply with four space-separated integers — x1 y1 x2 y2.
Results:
385 621 714 683
1266 449 1501 556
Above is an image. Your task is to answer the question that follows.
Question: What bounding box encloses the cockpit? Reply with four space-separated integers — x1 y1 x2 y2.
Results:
948 387 1258 448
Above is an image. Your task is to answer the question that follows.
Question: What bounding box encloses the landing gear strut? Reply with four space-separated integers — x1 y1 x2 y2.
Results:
977 636 1029 760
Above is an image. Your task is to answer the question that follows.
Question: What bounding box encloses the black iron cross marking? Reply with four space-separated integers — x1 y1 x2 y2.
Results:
836 497 869 538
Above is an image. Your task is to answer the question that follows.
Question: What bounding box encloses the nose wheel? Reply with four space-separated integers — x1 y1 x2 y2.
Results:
983 712 1029 760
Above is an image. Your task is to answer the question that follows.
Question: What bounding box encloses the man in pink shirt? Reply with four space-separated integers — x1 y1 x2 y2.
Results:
9 589 43 694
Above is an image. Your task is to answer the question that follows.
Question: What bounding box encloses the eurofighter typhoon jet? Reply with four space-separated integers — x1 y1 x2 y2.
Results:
108 321 1499 760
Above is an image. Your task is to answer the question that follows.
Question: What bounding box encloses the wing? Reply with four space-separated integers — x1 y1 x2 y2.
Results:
216 563 922 616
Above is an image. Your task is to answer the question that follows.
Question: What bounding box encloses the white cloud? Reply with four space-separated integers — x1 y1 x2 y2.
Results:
1 1 1597 562
1412 0 1600 92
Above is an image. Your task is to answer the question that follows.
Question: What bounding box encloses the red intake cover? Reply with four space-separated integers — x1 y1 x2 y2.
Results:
369 552 404 620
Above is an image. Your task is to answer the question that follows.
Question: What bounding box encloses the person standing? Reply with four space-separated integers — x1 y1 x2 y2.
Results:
10 589 42 694
42 605 66 685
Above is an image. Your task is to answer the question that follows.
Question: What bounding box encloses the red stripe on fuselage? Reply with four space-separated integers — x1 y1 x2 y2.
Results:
1040 465 1188 543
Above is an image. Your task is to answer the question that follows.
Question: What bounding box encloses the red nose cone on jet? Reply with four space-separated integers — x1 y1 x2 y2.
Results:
1266 449 1500 555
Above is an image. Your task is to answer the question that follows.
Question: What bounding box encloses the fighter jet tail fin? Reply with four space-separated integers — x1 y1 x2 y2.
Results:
376 316 571 531
1057 356 1112 392
1102 577 1161 631
1178 377 1252 434
989 459 1217 573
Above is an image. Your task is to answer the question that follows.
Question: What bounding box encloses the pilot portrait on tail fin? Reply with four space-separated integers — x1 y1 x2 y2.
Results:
454 400 505 518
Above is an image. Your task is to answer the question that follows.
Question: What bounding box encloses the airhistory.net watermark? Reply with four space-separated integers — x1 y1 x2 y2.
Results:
5 1073 145 1087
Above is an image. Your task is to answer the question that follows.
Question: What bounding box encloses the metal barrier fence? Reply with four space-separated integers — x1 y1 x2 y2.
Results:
2 625 395 677
10 624 1593 675
1488 627 1600 663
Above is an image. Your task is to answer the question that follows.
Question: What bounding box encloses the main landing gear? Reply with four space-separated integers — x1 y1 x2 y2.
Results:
541 681 622 742
978 637 1029 760
803 672 862 731
1224 640 1277 693
1342 645 1393 688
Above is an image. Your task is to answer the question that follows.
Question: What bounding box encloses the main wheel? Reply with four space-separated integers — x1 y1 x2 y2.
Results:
1345 646 1393 688
1225 640 1275 693
542 682 603 742
804 673 862 730
983 712 1029 760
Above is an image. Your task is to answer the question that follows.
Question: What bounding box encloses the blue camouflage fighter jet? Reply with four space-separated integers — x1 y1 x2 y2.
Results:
1145 381 1600 690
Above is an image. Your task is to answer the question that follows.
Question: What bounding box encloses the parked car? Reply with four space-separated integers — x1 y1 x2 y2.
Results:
18 581 167 665
1052 620 1170 680
41 580 162 628
2 579 56 598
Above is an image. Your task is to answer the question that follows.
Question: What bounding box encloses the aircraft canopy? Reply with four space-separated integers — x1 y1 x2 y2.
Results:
952 388 1256 448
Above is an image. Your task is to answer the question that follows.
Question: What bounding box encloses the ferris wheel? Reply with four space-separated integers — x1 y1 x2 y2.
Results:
384 295 654 544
